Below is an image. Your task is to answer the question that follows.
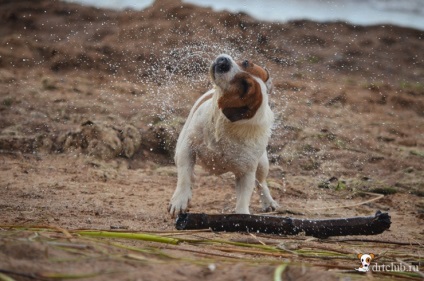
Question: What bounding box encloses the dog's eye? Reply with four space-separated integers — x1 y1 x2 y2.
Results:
242 60 250 68
366 258 370 263
240 79 250 97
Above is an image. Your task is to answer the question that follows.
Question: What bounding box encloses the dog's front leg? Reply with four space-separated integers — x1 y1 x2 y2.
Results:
235 172 256 214
169 145 195 217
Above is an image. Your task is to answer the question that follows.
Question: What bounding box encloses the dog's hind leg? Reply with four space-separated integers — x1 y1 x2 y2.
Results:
256 152 279 212
169 143 195 217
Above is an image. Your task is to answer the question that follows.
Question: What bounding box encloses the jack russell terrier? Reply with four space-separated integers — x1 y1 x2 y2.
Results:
168 54 279 217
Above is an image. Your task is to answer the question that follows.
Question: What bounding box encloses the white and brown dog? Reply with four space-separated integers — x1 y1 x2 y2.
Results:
168 54 279 217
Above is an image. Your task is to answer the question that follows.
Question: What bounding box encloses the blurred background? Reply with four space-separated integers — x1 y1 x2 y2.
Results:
64 0 424 30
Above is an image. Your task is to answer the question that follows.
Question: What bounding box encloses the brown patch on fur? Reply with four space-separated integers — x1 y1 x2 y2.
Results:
237 60 269 82
218 72 263 122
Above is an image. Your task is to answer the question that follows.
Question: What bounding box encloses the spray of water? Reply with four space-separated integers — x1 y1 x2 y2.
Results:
136 40 292 162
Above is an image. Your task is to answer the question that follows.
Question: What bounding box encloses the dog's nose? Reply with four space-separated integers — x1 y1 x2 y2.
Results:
214 56 231 73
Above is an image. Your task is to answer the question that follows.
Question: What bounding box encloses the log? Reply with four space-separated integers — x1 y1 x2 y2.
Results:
175 211 391 238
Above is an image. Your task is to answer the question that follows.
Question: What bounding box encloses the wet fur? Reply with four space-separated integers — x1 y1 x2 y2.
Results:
168 54 278 217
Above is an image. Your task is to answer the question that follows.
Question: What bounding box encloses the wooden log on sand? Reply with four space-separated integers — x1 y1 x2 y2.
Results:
175 211 391 238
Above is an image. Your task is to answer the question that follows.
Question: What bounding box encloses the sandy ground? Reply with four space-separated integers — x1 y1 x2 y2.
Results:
0 0 423 280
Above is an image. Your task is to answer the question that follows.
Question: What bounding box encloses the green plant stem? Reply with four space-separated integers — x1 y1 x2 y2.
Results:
77 231 179 245
273 264 288 281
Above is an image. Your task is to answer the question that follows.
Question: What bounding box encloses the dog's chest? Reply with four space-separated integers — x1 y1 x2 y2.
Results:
195 135 265 175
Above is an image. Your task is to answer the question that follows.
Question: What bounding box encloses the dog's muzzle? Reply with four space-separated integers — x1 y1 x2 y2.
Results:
213 56 231 73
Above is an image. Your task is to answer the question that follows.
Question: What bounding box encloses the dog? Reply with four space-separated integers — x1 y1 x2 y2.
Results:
356 253 375 272
168 54 279 217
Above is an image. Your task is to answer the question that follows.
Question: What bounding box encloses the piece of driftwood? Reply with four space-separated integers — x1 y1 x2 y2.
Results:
175 211 391 238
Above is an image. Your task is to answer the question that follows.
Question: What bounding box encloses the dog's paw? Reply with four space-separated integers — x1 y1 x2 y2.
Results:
168 194 191 218
261 200 279 212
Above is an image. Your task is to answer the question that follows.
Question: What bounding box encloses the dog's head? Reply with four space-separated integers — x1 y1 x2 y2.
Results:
357 253 375 269
210 54 272 122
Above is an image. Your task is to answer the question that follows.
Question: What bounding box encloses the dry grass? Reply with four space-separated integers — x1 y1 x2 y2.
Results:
0 225 422 280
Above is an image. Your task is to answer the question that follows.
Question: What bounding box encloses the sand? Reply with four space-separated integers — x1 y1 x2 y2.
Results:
0 0 423 280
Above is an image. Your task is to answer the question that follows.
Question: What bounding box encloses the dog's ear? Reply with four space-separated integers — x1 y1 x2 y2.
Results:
218 73 262 122
265 68 271 82
357 253 363 260
265 69 273 95
369 253 375 259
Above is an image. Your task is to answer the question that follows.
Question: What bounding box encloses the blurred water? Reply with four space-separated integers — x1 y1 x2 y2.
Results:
63 0 424 30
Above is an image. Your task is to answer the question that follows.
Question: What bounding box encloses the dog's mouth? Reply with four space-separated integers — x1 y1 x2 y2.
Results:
221 106 250 122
